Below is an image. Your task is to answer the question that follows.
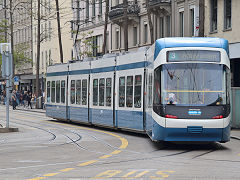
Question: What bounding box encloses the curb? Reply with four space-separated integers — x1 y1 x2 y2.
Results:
15 108 45 114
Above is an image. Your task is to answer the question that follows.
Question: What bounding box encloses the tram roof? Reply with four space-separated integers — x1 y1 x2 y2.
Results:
154 37 229 59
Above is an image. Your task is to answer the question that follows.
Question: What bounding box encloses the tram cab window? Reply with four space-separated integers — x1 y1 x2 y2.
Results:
56 80 60 103
134 75 142 108
71 80 75 104
47 81 50 103
99 78 105 106
119 77 125 107
82 79 87 105
51 81 56 103
126 76 133 107
61 80 65 103
106 78 112 106
93 79 98 106
76 80 81 105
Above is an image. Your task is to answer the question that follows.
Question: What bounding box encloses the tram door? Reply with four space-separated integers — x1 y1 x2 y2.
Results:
68 61 90 123
90 57 115 127
115 52 145 131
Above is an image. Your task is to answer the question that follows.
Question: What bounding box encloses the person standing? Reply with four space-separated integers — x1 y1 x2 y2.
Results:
27 92 32 109
11 90 17 110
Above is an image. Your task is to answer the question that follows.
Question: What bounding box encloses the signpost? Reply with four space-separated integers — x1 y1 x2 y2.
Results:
0 43 18 132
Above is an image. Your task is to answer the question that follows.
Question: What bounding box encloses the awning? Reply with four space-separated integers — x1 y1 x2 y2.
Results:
20 74 45 80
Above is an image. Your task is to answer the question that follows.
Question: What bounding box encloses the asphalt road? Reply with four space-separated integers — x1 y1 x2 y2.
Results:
0 106 240 180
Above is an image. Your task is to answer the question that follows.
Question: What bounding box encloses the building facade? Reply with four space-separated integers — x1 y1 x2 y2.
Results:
72 0 200 59
204 0 240 86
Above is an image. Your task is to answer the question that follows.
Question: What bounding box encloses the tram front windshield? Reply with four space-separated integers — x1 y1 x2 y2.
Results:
157 63 230 106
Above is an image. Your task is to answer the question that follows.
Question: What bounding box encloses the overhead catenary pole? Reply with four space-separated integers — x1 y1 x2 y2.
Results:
36 0 41 99
56 0 64 63
123 0 128 52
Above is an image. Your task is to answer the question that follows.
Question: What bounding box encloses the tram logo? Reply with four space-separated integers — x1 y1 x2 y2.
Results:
188 109 202 116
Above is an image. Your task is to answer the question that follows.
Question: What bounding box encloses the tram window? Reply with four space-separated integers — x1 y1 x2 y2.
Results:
119 77 125 107
56 80 60 103
99 78 105 106
61 80 65 103
71 80 75 104
76 80 81 105
126 76 133 107
106 78 112 106
148 73 153 107
82 79 87 105
134 75 142 108
93 79 98 106
47 81 50 103
51 81 56 103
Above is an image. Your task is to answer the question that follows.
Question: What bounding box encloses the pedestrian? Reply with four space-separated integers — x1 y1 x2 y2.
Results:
11 90 17 110
27 92 32 109
23 91 28 108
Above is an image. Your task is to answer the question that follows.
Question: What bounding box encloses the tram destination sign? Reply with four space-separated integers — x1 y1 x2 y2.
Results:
167 50 221 62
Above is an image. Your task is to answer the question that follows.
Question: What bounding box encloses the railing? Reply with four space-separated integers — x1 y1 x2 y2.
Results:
231 87 240 128
149 0 171 7
109 2 140 20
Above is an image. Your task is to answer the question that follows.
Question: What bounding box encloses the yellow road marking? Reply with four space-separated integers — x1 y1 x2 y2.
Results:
60 168 75 172
135 170 150 178
43 173 59 177
122 170 137 178
77 160 98 167
27 178 46 180
238 153 240 156
111 150 122 155
94 170 122 178
99 155 112 159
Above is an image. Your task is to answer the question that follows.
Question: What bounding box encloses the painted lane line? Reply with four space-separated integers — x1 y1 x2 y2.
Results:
111 150 122 155
27 177 46 180
60 168 75 172
77 160 98 167
43 173 60 177
135 170 150 178
99 155 112 159
122 170 138 178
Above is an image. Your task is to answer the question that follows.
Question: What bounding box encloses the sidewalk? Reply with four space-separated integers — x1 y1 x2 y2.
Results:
15 105 46 113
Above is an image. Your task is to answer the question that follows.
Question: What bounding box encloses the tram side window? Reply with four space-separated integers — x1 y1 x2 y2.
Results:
82 79 87 105
47 81 50 103
148 73 153 107
99 78 105 106
126 76 133 107
56 80 60 103
51 81 56 103
61 80 65 103
119 77 125 107
76 80 81 105
134 75 142 108
71 80 75 104
106 78 112 106
93 79 98 106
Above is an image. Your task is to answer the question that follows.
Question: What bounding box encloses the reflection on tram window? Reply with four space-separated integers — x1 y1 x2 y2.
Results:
159 63 230 106
82 79 87 105
119 77 125 107
93 79 98 106
47 81 50 103
106 78 111 106
56 80 60 103
99 78 105 106
70 80 75 104
76 80 81 105
51 81 56 103
134 75 142 108
126 76 133 107
61 80 65 103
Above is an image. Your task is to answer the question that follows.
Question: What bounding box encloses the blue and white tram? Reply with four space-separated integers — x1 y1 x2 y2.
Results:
46 37 231 142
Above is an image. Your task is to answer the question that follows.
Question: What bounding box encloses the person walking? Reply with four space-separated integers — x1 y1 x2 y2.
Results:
27 92 32 109
11 90 17 110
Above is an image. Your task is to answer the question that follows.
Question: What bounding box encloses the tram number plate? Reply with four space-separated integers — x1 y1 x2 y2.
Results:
188 109 201 116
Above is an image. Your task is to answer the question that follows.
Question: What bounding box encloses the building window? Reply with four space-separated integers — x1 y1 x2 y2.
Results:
190 8 194 36
133 26 137 46
224 0 231 30
49 21 51 40
144 23 148 44
166 16 171 37
159 17 164 38
210 0 217 32
99 0 102 15
92 0 96 17
86 0 89 19
179 11 184 37
76 0 80 21
49 49 52 65
116 29 119 49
